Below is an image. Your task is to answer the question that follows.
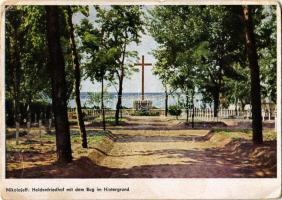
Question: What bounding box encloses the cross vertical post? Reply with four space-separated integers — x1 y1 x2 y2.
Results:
134 55 153 101
141 55 144 100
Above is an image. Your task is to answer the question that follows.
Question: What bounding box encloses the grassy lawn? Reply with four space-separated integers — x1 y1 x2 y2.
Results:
212 128 276 141
69 116 126 126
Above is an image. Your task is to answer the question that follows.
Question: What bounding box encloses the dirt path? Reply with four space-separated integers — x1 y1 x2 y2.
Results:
88 117 276 178
6 116 276 178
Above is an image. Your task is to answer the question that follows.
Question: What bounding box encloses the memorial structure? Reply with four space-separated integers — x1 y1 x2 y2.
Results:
133 55 153 111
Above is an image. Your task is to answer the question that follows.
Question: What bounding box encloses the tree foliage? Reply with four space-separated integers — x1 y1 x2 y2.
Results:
147 5 276 112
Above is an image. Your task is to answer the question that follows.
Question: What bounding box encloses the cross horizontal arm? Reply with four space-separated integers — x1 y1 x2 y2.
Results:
134 63 153 66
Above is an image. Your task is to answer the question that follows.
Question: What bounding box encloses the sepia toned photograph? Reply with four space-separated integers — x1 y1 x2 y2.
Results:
4 3 278 181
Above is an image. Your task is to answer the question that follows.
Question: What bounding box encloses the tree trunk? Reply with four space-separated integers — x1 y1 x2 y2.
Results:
186 93 189 123
191 90 195 128
115 74 124 125
213 88 220 117
101 77 106 131
165 88 168 117
115 41 126 125
67 6 87 148
46 6 72 163
11 25 21 127
241 5 263 144
26 97 32 134
235 97 238 116
240 99 245 111
234 82 238 116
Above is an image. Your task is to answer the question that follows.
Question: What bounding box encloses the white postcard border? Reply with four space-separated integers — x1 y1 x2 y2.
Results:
0 1 281 199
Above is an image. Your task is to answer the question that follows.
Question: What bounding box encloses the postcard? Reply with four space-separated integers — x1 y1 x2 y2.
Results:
0 0 281 199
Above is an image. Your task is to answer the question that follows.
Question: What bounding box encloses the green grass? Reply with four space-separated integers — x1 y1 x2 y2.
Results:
42 133 56 141
212 129 276 141
90 116 125 125
71 131 108 144
263 131 277 141
6 141 42 153
212 128 251 133
217 131 249 140
6 130 109 149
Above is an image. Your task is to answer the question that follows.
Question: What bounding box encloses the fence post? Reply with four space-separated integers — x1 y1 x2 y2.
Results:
200 109 203 120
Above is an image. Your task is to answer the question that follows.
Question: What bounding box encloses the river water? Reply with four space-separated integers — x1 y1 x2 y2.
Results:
68 92 203 109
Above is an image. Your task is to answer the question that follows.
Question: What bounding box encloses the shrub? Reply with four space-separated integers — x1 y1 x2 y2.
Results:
131 109 160 116
168 105 182 119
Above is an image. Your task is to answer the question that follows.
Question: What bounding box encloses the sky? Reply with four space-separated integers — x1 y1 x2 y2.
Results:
74 6 164 93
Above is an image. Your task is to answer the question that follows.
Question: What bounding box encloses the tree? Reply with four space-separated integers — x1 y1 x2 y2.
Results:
77 14 119 130
255 6 276 103
241 5 263 144
148 6 245 118
148 6 200 124
66 6 88 148
152 48 176 116
169 62 197 127
96 6 144 125
6 6 51 126
152 47 198 127
86 92 103 109
46 6 72 163
224 64 250 112
196 6 245 117
6 7 25 126
211 5 276 117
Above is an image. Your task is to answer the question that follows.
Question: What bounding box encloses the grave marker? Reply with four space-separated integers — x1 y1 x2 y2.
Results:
39 120 43 146
15 121 19 145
